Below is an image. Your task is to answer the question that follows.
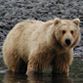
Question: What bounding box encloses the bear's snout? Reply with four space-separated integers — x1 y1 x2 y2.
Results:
65 39 71 46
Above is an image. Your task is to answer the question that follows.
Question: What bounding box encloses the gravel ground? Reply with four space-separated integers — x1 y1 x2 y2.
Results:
0 0 83 65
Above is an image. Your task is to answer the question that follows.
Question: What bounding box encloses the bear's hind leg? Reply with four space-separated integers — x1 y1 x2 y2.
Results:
3 49 24 74
16 58 27 74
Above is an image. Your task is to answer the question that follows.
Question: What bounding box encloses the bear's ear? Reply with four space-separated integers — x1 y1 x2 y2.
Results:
73 18 80 26
54 18 61 25
45 18 61 27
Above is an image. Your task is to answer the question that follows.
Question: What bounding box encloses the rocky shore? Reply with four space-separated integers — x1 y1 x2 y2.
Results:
0 0 83 67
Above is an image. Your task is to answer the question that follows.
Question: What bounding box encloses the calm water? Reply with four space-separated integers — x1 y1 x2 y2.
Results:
0 58 83 83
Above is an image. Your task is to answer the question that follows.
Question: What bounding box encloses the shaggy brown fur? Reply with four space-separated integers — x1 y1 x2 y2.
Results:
2 18 80 76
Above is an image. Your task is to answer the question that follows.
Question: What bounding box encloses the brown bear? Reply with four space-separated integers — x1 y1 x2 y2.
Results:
2 18 80 76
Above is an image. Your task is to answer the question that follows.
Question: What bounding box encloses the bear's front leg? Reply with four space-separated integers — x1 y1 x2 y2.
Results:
26 55 42 76
52 62 69 77
52 51 73 77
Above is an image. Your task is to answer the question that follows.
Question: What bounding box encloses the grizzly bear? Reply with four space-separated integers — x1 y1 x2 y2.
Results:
2 18 80 76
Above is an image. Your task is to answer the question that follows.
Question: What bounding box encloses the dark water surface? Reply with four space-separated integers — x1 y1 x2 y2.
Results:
0 58 83 83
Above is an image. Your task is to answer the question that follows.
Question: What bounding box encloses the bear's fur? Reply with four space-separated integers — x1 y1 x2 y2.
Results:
2 18 80 76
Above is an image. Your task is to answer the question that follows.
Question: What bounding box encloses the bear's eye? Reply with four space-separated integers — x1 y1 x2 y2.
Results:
62 30 66 34
71 30 74 35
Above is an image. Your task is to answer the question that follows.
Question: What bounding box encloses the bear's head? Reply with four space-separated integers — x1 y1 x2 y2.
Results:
52 18 80 49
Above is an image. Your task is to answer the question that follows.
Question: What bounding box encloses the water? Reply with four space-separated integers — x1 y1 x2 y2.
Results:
0 58 83 83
